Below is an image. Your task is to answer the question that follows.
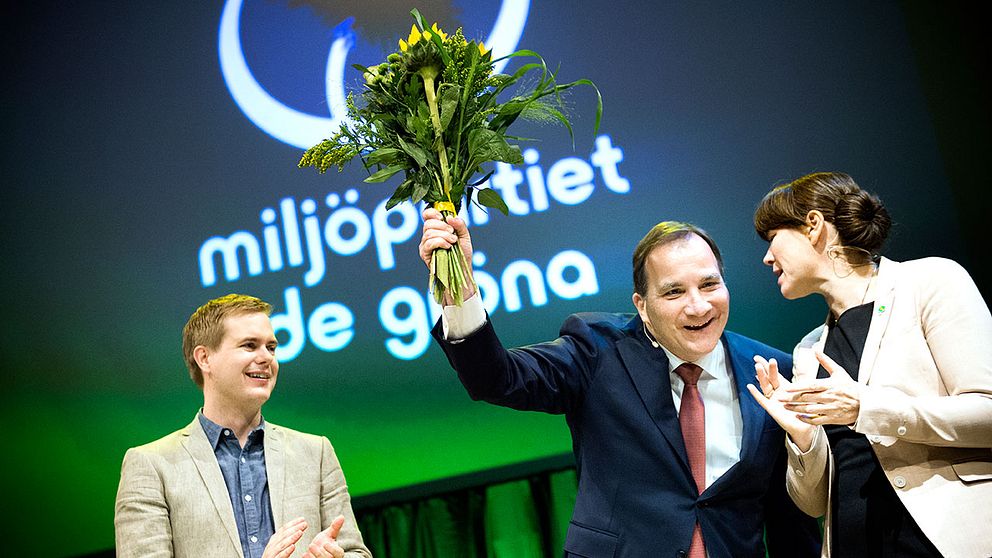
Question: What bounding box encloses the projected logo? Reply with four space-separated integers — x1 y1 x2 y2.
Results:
218 0 531 149
205 0 628 363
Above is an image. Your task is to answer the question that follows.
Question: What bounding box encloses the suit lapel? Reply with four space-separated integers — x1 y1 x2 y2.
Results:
722 335 763 470
859 258 897 385
180 417 244 558
617 318 692 476
265 423 286 527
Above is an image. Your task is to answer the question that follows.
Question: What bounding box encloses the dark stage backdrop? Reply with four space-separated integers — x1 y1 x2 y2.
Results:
3 1 982 556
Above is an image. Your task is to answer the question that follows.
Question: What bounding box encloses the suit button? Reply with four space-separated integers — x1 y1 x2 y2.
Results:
897 426 907 436
794 468 805 477
893 476 907 488
677 551 687 558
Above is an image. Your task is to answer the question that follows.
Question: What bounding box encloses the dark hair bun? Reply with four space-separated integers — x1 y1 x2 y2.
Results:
833 190 891 252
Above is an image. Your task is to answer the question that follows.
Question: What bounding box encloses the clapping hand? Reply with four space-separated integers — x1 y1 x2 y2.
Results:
303 515 347 558
746 355 815 451
784 350 863 427
262 517 308 558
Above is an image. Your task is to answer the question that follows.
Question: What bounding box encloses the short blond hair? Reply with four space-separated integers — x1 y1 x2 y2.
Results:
182 294 272 388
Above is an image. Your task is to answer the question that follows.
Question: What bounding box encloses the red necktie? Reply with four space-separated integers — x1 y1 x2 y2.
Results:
675 362 706 558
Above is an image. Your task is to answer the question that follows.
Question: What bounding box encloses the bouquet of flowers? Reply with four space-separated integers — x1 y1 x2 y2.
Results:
300 9 601 305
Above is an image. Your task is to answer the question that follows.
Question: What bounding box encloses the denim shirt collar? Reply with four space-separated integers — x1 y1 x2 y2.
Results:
197 409 267 448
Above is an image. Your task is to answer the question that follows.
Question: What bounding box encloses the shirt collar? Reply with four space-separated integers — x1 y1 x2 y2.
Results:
658 339 727 380
197 409 266 448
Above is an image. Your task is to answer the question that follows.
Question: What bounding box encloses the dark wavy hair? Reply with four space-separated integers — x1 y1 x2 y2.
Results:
754 172 891 262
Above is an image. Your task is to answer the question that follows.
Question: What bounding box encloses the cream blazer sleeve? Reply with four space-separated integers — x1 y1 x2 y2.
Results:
854 257 992 446
782 326 832 520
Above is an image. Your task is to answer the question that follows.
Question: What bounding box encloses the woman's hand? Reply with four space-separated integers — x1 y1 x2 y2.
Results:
746 355 816 451
784 350 863 427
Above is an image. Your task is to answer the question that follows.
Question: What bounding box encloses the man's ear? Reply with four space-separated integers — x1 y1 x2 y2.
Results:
632 292 648 324
193 345 211 377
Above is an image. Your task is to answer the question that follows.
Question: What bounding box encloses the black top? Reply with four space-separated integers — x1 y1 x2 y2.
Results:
820 302 940 557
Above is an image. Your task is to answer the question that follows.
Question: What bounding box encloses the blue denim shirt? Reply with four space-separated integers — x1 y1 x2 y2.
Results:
198 412 274 558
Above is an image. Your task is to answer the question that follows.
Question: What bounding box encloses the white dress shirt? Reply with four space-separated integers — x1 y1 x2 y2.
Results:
660 343 743 489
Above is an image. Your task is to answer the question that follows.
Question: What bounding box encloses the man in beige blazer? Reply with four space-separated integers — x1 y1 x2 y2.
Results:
115 294 371 558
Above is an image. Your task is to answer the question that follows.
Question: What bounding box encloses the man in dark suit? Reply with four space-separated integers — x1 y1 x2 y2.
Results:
419 209 821 558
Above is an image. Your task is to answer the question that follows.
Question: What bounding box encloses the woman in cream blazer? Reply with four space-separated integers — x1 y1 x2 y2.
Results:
747 172 992 558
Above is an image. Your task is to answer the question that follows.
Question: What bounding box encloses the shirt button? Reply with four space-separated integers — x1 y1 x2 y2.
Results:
870 435 881 443
241 457 247 463
794 468 805 478
250 536 258 543
244 494 252 502
223 429 231 436
896 426 907 436
893 476 907 489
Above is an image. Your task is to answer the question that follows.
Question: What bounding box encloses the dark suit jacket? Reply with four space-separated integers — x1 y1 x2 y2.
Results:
433 312 821 558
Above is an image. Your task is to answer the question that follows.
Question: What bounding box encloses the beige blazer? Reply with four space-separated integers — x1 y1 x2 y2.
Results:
785 257 992 558
115 416 371 558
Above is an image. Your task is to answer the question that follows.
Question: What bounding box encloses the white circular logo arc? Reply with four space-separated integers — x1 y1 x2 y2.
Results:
218 0 531 150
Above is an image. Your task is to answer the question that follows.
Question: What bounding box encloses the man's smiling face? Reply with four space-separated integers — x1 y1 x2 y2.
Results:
632 233 730 362
200 312 280 414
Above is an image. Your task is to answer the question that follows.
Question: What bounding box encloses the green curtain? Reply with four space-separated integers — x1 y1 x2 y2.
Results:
356 469 578 558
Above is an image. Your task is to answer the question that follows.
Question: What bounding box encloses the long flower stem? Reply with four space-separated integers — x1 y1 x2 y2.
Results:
420 70 454 206
420 67 474 305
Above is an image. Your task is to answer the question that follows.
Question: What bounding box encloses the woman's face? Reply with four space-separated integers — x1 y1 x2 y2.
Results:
762 227 820 299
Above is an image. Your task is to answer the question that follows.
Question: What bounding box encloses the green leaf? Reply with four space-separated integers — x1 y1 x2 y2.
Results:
364 164 405 183
410 172 433 204
460 41 481 97
365 147 404 166
477 188 509 216
468 128 523 165
439 86 459 132
567 78 604 133
502 144 523 165
489 98 529 133
469 170 494 187
397 135 429 168
410 9 427 32
385 179 414 210
413 102 431 145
